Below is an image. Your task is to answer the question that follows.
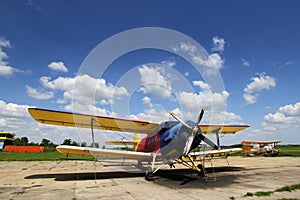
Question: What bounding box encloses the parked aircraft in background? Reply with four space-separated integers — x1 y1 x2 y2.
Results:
241 140 281 156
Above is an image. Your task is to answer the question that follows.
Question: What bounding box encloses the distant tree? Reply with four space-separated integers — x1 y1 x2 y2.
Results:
71 141 79 146
12 138 22 145
81 142 87 147
40 138 50 146
39 139 57 152
21 137 29 144
28 142 39 146
62 138 72 145
13 137 29 146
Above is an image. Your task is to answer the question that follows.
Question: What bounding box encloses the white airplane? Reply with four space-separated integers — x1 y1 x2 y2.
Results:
28 107 249 180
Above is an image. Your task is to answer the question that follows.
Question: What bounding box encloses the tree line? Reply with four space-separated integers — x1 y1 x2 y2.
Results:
12 137 96 148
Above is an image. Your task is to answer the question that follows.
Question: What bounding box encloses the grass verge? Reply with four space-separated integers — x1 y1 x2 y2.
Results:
244 183 300 197
0 151 94 161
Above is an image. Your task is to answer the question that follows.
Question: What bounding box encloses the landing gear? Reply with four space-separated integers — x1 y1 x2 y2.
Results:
169 162 176 169
145 170 155 181
197 164 205 177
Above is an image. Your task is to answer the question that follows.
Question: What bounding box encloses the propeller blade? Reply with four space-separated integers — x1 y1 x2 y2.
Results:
195 108 205 125
184 108 206 155
169 109 218 155
169 111 194 156
169 111 192 130
198 134 219 150
182 135 194 156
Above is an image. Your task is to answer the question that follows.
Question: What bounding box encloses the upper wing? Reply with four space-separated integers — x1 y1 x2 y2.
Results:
199 124 249 134
241 140 281 145
56 145 153 160
28 108 159 134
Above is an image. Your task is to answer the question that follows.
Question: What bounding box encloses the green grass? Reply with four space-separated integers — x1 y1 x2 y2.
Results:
12 190 26 195
278 145 300 157
244 183 300 198
275 184 300 192
254 191 273 197
0 151 94 161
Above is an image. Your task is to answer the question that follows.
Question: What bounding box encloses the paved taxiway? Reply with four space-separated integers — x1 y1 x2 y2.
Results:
0 157 300 199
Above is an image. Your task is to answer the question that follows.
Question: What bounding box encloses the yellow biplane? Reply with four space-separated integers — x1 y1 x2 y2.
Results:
28 107 249 180
241 140 281 156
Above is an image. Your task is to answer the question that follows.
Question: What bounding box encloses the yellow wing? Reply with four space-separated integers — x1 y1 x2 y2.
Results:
199 124 249 134
28 108 159 134
241 140 281 145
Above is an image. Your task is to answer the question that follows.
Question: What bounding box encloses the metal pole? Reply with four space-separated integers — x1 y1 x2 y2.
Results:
91 118 95 148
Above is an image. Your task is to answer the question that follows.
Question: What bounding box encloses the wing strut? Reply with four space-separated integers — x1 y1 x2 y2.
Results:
91 118 96 148
214 128 221 150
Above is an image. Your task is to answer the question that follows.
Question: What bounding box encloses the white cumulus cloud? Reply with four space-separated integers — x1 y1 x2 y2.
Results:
161 60 176 67
0 100 31 119
0 37 11 48
211 36 225 52
138 65 172 99
0 99 80 144
262 102 300 141
243 73 276 104
177 80 229 122
142 96 152 107
0 65 18 76
278 102 300 116
48 61 68 72
264 102 300 124
37 74 129 107
0 36 25 77
25 85 54 100
173 42 224 74
192 80 211 90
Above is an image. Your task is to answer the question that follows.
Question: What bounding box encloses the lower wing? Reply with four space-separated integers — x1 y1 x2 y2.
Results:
56 145 154 160
190 148 242 157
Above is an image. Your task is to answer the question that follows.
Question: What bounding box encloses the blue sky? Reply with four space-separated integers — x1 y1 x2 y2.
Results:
0 0 300 145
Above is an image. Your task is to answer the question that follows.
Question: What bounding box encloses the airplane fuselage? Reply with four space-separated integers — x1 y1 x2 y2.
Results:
136 121 202 158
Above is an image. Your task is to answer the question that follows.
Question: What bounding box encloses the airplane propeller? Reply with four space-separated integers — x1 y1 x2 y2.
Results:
169 108 218 156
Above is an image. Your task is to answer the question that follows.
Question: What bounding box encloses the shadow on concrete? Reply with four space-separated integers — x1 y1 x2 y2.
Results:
25 171 145 181
25 166 245 188
154 166 244 188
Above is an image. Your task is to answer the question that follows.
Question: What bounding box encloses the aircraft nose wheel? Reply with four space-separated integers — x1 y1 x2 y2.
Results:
145 171 155 181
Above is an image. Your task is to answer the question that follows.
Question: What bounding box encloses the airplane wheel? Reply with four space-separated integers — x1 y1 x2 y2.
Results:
197 164 205 177
145 171 155 181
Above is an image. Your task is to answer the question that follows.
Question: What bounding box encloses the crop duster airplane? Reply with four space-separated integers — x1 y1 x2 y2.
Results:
28 107 249 180
241 140 281 156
